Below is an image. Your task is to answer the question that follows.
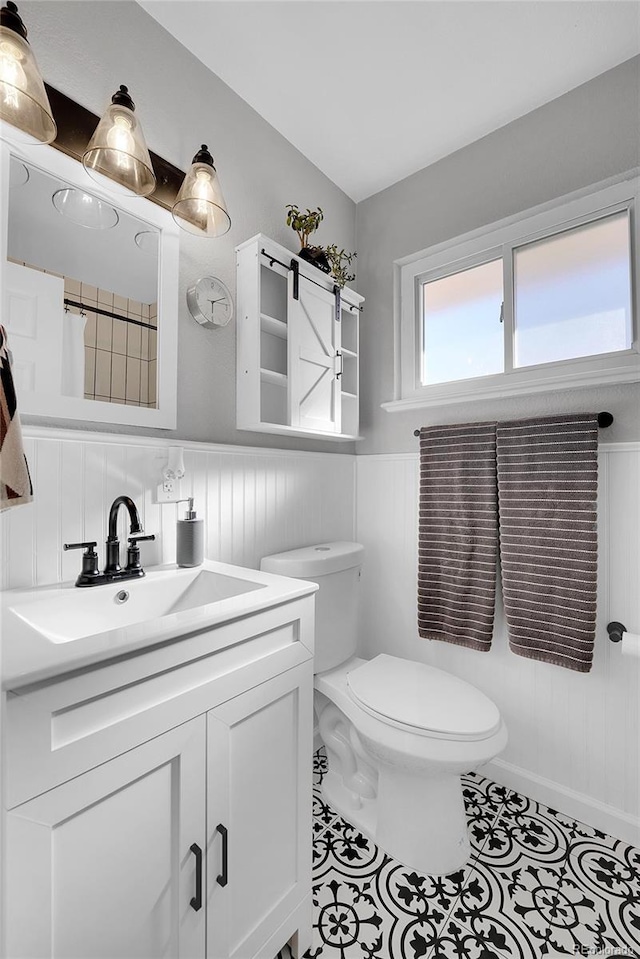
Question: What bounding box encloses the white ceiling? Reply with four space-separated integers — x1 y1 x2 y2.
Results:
141 1 640 202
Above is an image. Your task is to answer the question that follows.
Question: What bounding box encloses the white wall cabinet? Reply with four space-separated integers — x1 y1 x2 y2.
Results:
3 599 315 959
236 234 364 440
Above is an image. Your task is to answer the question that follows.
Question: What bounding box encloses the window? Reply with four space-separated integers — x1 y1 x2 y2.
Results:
513 212 632 368
422 258 503 385
389 177 638 410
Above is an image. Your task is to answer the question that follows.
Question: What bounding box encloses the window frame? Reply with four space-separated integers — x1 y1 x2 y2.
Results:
387 174 639 411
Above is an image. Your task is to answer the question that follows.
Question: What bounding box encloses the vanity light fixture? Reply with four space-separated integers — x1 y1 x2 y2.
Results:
0 1 56 144
52 187 119 230
82 85 156 197
171 144 231 238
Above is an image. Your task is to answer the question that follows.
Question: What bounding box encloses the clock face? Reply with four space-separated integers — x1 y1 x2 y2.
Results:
187 276 234 330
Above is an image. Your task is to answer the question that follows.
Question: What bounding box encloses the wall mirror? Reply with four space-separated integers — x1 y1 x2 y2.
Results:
0 140 179 429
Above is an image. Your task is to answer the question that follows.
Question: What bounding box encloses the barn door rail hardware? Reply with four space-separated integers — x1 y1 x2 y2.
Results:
260 248 362 311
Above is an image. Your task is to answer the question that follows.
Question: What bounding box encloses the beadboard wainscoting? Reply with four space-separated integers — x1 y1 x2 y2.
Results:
356 444 640 846
0 427 355 591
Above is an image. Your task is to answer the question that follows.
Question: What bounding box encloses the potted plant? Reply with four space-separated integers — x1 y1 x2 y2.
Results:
324 244 357 290
285 204 331 272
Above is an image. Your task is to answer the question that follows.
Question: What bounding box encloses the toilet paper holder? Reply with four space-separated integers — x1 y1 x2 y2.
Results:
607 621 627 643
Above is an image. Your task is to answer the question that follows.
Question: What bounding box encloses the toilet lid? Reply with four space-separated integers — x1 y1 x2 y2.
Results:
347 654 501 741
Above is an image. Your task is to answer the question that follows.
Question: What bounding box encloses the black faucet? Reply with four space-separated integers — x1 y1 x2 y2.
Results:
105 495 144 574
64 496 155 587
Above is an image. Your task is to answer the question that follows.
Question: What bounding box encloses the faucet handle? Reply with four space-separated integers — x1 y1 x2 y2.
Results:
126 534 155 573
63 542 100 584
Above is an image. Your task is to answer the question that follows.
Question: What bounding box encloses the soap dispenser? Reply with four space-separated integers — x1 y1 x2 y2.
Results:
176 497 204 567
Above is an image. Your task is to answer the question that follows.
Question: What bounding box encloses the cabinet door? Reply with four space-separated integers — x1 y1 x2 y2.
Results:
6 718 206 959
207 662 313 959
288 274 341 433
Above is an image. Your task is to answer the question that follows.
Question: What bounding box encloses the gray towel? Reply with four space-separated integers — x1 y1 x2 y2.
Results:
418 422 498 651
497 413 598 673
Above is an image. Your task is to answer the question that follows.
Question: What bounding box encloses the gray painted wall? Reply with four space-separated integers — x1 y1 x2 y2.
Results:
13 9 640 454
356 57 640 453
19 1 356 453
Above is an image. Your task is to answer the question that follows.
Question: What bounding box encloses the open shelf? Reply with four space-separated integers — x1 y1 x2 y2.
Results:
341 310 358 353
260 379 288 425
260 368 288 387
341 354 358 396
340 389 358 437
260 314 288 339
261 329 287 376
260 264 287 321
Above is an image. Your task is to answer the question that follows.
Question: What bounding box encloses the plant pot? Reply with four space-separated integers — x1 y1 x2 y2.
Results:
299 245 331 274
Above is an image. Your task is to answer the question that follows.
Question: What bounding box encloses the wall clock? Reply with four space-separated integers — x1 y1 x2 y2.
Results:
186 276 234 330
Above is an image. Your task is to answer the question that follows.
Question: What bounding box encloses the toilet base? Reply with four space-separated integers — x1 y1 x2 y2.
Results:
376 765 470 876
321 762 470 877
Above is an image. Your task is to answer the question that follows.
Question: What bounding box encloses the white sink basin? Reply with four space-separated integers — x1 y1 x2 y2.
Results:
10 568 265 644
1 560 317 689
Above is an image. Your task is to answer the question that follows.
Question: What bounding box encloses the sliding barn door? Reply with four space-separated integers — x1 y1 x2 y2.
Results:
288 272 341 433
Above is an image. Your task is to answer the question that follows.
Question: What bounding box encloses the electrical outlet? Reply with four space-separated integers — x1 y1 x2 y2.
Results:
156 480 183 503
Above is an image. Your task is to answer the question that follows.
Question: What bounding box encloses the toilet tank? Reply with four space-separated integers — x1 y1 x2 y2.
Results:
260 542 364 673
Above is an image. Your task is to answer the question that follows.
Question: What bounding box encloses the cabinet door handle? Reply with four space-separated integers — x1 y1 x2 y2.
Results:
189 843 203 911
216 823 228 887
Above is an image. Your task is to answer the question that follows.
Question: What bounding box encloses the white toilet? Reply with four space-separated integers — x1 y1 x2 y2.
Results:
260 541 508 877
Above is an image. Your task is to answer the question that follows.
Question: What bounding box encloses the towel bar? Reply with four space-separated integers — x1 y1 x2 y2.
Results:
413 411 614 437
607 622 627 643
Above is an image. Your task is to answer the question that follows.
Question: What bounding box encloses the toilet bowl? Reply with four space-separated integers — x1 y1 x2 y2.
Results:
315 654 507 876
260 542 508 877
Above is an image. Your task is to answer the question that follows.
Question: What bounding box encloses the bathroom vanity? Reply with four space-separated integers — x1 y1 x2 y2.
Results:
1 561 316 959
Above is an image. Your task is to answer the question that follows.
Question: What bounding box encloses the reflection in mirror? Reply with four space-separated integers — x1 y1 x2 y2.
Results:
6 157 159 409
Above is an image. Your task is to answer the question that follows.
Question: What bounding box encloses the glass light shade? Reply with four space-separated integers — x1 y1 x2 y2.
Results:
52 187 119 230
0 3 56 145
9 154 28 186
172 145 231 237
134 230 159 256
82 86 156 197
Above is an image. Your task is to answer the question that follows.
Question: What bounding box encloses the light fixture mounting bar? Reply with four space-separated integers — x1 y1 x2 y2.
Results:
44 83 185 212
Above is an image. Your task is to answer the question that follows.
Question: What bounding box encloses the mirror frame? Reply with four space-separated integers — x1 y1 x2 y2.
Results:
0 139 179 429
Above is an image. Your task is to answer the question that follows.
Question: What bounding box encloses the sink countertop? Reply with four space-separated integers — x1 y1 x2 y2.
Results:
0 560 317 690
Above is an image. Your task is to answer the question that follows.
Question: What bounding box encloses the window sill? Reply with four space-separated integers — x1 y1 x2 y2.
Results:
382 356 640 412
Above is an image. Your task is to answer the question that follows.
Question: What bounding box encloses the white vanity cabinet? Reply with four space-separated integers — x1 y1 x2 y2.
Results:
207 666 312 959
6 718 207 959
2 595 315 959
236 234 363 440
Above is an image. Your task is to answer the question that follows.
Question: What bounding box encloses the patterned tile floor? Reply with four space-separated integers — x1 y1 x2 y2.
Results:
282 749 640 959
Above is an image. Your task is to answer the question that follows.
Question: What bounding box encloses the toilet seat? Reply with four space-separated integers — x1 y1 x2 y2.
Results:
347 654 501 742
